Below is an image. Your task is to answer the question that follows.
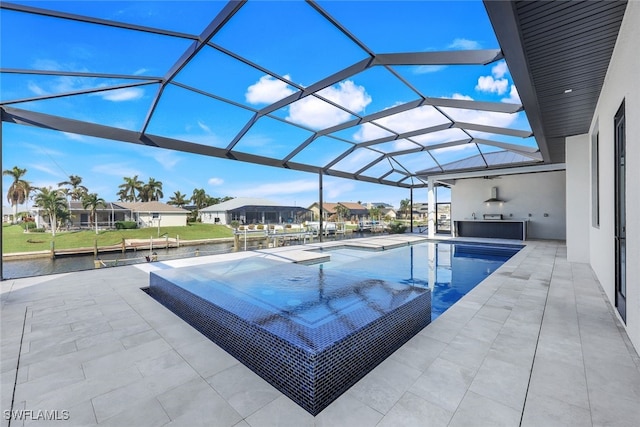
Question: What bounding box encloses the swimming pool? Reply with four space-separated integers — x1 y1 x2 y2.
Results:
315 241 522 319
148 240 521 414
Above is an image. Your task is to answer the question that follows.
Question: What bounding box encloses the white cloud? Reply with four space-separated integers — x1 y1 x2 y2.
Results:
144 150 182 171
245 74 296 105
502 84 521 104
91 163 141 177
451 93 474 101
440 93 517 130
100 87 144 102
449 38 481 50
32 59 64 71
325 179 355 199
29 164 65 178
492 61 509 79
21 143 64 157
411 128 470 147
62 132 87 142
286 80 371 130
354 105 448 142
476 61 510 95
475 75 509 95
245 76 371 130
197 120 211 133
27 81 47 96
318 81 371 114
413 65 447 74
208 177 224 186
133 68 148 76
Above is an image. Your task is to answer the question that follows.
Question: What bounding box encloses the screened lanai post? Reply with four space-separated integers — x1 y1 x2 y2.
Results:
410 187 414 233
319 170 323 243
428 179 436 238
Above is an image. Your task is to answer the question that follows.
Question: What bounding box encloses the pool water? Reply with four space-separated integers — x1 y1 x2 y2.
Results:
315 241 522 319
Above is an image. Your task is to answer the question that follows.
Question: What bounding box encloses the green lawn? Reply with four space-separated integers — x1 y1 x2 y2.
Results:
2 223 233 254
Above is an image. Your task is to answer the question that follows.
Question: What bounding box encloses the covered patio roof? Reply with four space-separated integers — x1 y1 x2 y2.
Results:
0 1 626 187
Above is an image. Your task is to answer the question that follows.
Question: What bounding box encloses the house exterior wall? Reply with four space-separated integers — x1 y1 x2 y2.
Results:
585 0 640 352
451 171 566 240
565 134 591 263
201 211 228 225
136 212 187 228
308 204 321 220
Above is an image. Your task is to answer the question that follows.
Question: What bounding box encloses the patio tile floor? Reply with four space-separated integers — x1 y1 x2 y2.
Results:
2 237 639 426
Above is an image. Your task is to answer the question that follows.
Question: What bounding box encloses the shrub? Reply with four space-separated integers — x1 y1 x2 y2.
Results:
21 222 37 230
230 220 240 229
388 222 407 234
31 228 46 233
256 224 264 230
115 221 138 230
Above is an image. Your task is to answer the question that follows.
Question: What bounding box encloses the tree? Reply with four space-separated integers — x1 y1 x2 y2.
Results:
3 166 30 224
167 191 188 207
191 188 208 210
33 187 67 236
335 204 350 221
140 177 163 202
118 175 143 202
400 198 411 219
369 206 381 220
82 193 106 234
58 175 88 201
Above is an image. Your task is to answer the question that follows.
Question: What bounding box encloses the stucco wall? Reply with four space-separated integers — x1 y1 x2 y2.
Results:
137 212 186 228
450 171 566 240
587 0 640 352
565 134 590 262
201 211 228 225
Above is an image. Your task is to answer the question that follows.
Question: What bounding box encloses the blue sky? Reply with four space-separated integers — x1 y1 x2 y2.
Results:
2 1 537 210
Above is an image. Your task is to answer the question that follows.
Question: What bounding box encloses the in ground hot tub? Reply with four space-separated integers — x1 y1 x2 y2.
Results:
149 257 430 415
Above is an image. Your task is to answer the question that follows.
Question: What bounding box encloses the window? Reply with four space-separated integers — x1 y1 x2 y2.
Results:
152 212 159 219
591 125 600 228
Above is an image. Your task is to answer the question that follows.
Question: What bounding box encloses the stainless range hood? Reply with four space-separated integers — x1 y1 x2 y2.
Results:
484 187 505 203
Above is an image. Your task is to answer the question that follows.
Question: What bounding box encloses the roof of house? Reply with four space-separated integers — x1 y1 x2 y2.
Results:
307 202 338 213
201 197 304 212
115 201 189 213
368 202 393 208
338 202 369 212
66 201 131 211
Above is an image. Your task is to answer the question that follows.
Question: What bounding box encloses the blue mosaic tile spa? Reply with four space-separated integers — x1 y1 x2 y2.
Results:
149 257 431 415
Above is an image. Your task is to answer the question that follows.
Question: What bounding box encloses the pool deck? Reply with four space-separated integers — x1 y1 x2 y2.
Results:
2 236 639 426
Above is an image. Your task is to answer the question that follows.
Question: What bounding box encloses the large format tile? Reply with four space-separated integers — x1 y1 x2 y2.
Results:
377 392 453 427
2 238 640 426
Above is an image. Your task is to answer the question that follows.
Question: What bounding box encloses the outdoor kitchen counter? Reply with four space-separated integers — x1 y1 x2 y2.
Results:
453 219 528 240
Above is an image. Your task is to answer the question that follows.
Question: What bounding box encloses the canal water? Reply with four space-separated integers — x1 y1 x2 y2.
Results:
2 232 370 280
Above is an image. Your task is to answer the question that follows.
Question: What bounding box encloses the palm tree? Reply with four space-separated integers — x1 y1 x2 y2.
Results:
140 178 163 202
400 198 411 219
58 175 88 201
33 187 67 236
82 193 106 234
116 188 129 202
167 191 188 207
191 188 208 210
3 166 30 224
118 175 143 202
